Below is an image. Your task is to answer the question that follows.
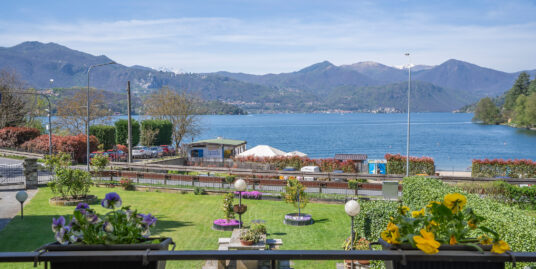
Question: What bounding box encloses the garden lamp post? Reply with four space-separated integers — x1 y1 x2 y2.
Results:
87 62 116 171
345 200 361 250
15 191 28 220
234 179 247 228
405 52 412 177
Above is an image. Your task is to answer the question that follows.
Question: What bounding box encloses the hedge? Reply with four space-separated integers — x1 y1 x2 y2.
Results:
0 127 41 148
402 176 536 254
89 125 116 150
115 119 140 147
141 119 172 146
353 200 398 241
20 134 98 163
385 154 435 175
472 158 536 178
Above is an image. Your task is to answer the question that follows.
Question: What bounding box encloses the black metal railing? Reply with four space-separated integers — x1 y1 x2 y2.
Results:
0 250 534 264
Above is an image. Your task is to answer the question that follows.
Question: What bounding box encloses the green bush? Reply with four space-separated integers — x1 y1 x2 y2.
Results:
48 168 93 199
115 119 140 147
283 179 309 212
222 192 235 219
402 176 536 253
44 153 71 171
472 159 536 178
89 125 116 150
491 181 536 209
353 200 398 241
141 119 173 146
225 175 236 184
194 187 206 195
90 154 109 172
385 154 435 175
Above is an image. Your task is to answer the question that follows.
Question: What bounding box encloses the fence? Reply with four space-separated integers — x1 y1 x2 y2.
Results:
0 164 25 187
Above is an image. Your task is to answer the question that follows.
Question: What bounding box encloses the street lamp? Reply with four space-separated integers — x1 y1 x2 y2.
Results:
47 79 54 156
345 200 360 249
15 191 28 219
234 179 247 228
404 53 412 177
87 62 116 171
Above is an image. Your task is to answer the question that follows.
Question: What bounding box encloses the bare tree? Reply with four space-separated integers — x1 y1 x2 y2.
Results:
55 89 112 134
0 70 29 128
141 128 159 146
144 87 201 151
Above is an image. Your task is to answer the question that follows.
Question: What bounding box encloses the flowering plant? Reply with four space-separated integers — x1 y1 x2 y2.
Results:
381 193 510 254
343 237 370 251
51 192 158 245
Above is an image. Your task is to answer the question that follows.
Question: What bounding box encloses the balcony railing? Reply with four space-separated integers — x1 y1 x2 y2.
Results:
0 249 533 266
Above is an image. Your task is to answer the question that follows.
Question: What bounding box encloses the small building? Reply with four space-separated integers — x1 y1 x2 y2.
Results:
368 159 387 175
334 154 368 173
187 137 247 161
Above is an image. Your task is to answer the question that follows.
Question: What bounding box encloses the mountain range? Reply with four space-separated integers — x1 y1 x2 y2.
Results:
1 41 535 113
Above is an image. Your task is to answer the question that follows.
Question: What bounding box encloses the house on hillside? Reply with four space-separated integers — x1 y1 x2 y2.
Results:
186 137 247 162
334 153 368 173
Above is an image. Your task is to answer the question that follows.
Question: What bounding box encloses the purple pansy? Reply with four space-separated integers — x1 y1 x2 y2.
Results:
52 216 66 232
140 214 157 227
103 221 114 233
75 203 90 214
85 213 101 224
101 192 122 209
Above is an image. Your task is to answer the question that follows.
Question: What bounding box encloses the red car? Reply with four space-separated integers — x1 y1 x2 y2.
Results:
106 149 127 161
159 145 176 156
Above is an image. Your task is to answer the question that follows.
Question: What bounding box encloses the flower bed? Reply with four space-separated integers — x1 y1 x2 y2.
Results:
234 191 262 200
284 213 313 226
213 219 241 231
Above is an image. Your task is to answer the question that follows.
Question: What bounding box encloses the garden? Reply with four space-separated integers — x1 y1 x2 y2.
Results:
1 175 536 268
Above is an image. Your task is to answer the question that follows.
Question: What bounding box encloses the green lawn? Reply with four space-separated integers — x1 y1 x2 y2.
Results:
0 187 352 269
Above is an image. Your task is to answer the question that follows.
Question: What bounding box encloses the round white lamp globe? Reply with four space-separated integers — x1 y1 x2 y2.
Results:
234 179 247 191
16 191 28 203
345 200 360 217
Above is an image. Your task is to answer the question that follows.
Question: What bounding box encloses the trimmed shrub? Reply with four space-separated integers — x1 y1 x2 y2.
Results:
21 134 98 163
472 158 536 178
115 119 140 147
402 176 536 253
353 200 398 240
0 127 40 148
48 168 92 199
89 125 116 150
141 119 172 146
234 155 357 173
385 153 435 175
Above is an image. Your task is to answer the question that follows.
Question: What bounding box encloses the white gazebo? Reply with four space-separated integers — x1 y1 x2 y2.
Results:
284 151 308 157
237 145 286 158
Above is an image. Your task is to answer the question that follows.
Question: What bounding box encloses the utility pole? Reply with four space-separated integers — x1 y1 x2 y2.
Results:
405 53 411 177
127 81 132 163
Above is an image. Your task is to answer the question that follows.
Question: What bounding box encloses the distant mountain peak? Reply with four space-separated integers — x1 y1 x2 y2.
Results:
298 60 335 73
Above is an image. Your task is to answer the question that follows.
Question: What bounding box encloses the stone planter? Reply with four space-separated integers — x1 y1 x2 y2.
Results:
49 195 99 206
283 213 313 226
41 237 173 269
212 219 241 231
379 239 503 269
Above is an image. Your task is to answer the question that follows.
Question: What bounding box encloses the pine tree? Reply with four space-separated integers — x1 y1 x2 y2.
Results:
504 72 531 112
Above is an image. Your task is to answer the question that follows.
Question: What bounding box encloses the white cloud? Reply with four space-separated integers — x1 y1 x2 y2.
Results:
0 16 535 74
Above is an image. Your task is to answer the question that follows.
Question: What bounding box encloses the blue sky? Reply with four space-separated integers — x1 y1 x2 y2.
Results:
1 0 535 74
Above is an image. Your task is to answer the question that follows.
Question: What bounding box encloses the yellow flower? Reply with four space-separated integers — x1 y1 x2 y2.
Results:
430 220 438 226
381 222 401 244
399 206 410 215
467 220 477 229
491 240 510 254
443 193 467 214
427 201 440 208
413 229 441 254
449 235 458 245
412 208 425 218
478 235 493 245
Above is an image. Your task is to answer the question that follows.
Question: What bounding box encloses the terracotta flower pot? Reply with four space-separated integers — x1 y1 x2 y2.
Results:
240 239 255 246
233 204 248 214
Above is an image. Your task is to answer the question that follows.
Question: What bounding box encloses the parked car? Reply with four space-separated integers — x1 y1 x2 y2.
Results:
106 149 127 161
160 145 175 156
132 146 150 159
149 146 164 158
89 151 105 160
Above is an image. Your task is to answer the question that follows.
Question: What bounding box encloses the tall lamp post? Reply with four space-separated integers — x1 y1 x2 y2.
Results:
404 53 412 177
87 62 116 171
234 179 247 228
345 199 360 269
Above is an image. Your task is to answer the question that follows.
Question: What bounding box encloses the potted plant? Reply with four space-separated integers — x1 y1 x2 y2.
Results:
283 179 313 225
120 178 135 191
213 193 241 231
343 237 371 267
380 192 509 269
44 192 173 269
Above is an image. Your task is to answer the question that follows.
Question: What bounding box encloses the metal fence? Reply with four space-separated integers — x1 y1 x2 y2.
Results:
0 164 25 187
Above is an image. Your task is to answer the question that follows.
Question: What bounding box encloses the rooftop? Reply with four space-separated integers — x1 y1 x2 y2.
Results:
334 154 368 161
190 137 247 147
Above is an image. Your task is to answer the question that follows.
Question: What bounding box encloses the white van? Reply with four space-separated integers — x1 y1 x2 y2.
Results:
300 166 320 181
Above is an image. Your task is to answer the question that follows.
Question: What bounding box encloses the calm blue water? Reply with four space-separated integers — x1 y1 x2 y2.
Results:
101 113 536 170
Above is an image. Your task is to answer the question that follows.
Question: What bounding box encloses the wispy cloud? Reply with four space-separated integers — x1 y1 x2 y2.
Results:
0 11 535 74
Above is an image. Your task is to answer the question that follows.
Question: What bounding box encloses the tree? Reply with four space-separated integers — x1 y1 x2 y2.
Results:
283 179 309 216
55 90 111 134
144 87 201 151
504 72 531 112
525 92 536 127
140 128 159 146
473 97 502 124
0 70 28 128
529 78 536 95
512 95 528 127
115 119 140 147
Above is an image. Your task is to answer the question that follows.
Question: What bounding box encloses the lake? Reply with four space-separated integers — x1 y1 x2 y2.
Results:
106 113 536 171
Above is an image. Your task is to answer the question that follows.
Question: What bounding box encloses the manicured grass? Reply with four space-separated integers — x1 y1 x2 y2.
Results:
0 187 352 269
